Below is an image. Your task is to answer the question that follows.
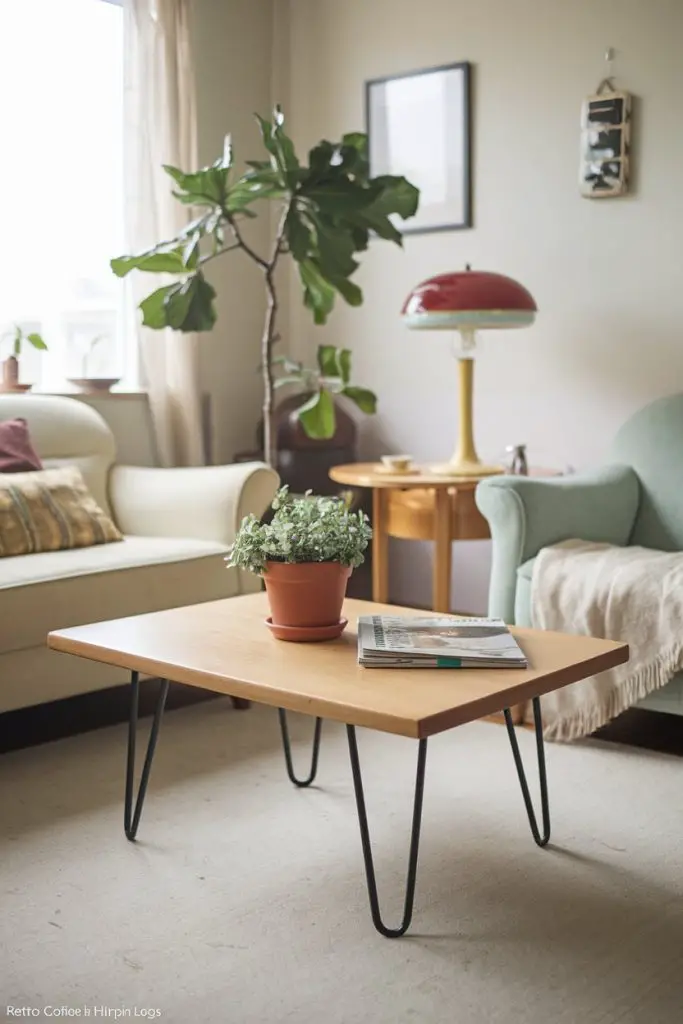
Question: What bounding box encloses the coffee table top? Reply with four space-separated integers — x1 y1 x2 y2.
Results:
48 594 628 739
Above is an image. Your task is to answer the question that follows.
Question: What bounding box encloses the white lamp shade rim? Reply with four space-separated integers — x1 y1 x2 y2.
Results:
403 309 537 330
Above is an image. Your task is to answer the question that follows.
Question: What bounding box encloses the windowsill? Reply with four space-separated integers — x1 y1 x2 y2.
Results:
36 389 147 399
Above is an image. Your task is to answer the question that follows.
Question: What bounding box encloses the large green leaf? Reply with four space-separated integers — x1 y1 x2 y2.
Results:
346 175 420 246
326 274 363 306
353 207 403 245
255 109 300 189
182 234 201 270
170 274 217 331
255 114 276 158
307 140 338 180
140 285 177 328
317 345 339 377
26 332 48 351
337 348 351 384
302 179 382 216
309 213 358 278
368 175 420 220
139 274 217 332
227 168 285 213
339 132 369 180
164 164 228 207
164 280 194 329
111 246 188 278
296 388 336 440
305 133 368 186
273 126 300 181
350 225 370 252
298 259 336 325
341 385 377 414
285 207 312 261
316 346 354 382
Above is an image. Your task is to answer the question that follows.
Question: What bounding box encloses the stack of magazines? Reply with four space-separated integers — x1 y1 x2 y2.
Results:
357 615 527 668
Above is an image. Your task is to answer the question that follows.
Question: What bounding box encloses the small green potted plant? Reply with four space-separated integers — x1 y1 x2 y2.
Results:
228 486 372 641
1 325 48 392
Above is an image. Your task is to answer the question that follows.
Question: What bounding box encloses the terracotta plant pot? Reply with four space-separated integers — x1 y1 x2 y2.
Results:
262 560 352 641
0 356 31 393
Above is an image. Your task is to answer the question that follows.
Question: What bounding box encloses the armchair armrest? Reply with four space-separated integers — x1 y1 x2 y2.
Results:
475 465 640 622
110 461 279 593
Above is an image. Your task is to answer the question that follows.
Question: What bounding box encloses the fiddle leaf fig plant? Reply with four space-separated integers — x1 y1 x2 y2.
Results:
111 107 419 465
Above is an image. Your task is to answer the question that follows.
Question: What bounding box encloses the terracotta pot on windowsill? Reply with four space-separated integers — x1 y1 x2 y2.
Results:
0 357 32 393
263 560 352 642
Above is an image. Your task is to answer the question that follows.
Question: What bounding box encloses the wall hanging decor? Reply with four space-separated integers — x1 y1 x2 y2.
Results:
366 61 472 233
579 49 631 198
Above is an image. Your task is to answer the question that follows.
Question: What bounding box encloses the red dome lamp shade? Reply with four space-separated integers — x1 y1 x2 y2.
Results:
402 266 537 476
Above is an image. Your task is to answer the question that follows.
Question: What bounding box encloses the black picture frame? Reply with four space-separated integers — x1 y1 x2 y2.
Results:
365 61 472 235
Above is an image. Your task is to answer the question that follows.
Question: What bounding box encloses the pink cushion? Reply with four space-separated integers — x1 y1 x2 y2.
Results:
0 417 43 472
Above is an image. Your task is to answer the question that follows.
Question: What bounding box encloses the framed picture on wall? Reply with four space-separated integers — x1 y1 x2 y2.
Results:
365 61 472 234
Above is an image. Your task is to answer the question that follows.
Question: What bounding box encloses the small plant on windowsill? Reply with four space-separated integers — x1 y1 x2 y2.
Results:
67 335 121 394
0 325 48 393
228 485 372 641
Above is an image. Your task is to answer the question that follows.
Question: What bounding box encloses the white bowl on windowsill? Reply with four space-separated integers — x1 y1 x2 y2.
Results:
67 377 121 394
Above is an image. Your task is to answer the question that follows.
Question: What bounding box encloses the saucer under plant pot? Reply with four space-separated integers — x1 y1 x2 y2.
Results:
227 486 372 642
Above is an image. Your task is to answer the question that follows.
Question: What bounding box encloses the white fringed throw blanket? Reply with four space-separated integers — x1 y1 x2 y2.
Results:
530 540 683 741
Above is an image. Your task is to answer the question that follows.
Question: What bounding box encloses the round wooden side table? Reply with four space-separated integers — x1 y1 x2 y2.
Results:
329 463 556 614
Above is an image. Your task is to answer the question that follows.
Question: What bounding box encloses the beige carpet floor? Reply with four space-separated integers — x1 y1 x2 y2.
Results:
1 700 682 1024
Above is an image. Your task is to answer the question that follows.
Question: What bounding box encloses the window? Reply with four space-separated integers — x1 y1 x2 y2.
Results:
0 0 129 391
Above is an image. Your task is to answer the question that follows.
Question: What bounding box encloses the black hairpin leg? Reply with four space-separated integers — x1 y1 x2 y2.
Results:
278 709 322 788
125 672 169 841
347 725 428 938
503 695 550 847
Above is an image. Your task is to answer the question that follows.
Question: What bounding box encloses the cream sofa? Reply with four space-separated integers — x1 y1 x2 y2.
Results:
0 394 278 713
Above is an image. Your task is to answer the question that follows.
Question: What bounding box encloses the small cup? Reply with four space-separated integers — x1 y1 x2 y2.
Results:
381 454 413 473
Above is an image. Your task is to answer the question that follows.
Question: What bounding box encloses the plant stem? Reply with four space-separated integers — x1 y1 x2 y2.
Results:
260 201 293 467
261 271 277 467
198 242 241 267
224 211 269 270
221 200 293 468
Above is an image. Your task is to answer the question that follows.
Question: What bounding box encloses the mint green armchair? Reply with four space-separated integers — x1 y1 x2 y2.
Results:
475 393 683 716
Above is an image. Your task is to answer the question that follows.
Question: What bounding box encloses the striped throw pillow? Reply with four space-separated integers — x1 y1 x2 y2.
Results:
0 466 122 557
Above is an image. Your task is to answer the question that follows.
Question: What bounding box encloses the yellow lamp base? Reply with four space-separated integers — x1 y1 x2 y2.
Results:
429 352 506 479
429 460 504 478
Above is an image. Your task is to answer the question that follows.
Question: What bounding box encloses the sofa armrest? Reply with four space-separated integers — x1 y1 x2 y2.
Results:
475 465 640 622
110 462 279 593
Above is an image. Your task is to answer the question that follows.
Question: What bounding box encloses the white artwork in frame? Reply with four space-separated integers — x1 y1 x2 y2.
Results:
366 61 472 234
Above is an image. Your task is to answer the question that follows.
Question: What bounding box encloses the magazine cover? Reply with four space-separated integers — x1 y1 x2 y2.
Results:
357 616 527 668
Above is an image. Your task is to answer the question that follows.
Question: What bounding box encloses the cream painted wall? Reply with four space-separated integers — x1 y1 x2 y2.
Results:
283 0 683 612
190 0 274 465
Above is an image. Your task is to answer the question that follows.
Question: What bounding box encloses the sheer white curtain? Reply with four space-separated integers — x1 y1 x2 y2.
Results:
123 0 205 466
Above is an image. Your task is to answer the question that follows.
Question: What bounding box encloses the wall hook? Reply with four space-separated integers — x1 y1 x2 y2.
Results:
597 47 616 93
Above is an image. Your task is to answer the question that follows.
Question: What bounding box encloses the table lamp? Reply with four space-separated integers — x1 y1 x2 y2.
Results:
401 265 537 476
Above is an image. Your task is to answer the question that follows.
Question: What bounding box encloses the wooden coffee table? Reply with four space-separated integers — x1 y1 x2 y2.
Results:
48 593 628 938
